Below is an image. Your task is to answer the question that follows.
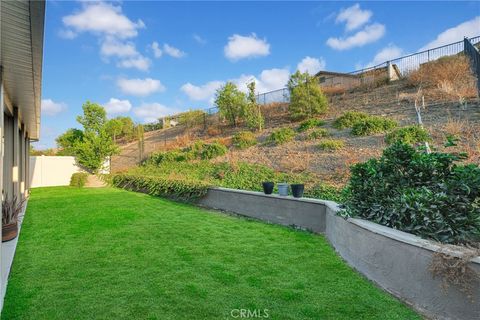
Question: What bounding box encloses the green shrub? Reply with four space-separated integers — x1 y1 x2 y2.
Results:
297 119 326 132
198 141 228 160
304 184 347 203
306 128 329 140
288 71 329 121
112 174 209 202
351 116 397 136
146 150 190 165
343 142 480 244
266 128 296 145
385 125 431 145
333 111 369 129
318 139 345 151
69 172 89 187
232 131 257 149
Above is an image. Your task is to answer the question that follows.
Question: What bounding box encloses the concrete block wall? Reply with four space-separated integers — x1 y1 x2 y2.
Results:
199 187 480 320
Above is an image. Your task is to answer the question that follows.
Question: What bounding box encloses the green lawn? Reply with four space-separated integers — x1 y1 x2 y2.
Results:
2 187 420 320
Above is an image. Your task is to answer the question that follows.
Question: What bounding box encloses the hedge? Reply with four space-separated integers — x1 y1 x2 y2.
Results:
111 174 209 202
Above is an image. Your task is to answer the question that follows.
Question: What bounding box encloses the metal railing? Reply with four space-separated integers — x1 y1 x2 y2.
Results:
255 35 480 104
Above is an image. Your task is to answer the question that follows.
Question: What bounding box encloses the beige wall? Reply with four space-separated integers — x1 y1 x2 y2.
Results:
29 156 110 188
29 156 81 188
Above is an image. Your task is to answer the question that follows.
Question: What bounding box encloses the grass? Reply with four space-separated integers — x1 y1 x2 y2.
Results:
2 187 420 320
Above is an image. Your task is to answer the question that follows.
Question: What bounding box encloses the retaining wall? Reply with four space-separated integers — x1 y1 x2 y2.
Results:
199 187 480 320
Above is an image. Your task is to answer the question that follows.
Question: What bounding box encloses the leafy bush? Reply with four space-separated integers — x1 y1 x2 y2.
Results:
304 184 347 203
385 125 431 145
232 131 257 149
306 128 329 140
343 143 480 244
112 174 208 202
266 128 296 145
197 141 228 160
146 141 227 165
351 116 397 136
333 111 369 129
288 71 329 121
318 139 345 151
242 82 264 131
70 172 89 187
297 119 326 132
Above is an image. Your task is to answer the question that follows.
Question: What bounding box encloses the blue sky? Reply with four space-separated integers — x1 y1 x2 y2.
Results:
37 1 480 148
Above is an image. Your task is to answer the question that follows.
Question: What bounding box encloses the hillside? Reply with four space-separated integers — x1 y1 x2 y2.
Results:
112 79 480 186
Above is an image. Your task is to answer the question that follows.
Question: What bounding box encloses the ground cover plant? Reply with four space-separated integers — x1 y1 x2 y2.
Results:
333 111 369 129
305 128 330 140
385 125 431 145
266 128 296 145
232 131 257 149
343 142 480 244
297 119 326 132
351 116 398 136
1 187 420 319
318 139 345 151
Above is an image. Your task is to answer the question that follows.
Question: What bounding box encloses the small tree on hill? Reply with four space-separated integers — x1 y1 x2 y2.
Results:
72 101 119 173
287 71 328 121
215 82 246 127
242 81 264 131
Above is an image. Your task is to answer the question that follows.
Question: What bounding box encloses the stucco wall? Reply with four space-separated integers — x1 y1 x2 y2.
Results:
199 187 480 320
29 156 81 187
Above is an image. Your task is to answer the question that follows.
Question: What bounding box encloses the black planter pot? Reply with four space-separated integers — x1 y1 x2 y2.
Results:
262 182 274 195
291 184 305 198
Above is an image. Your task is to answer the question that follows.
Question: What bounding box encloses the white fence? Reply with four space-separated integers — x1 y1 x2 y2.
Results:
29 156 82 187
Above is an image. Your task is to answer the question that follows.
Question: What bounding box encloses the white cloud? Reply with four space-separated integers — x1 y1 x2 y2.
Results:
117 78 165 96
419 16 480 51
181 81 224 101
163 44 186 58
103 98 132 115
336 4 372 31
326 23 385 50
58 29 77 39
181 67 290 104
117 56 151 71
297 56 326 75
41 99 67 116
151 41 162 58
193 34 207 45
62 2 145 39
224 33 270 61
133 103 179 123
367 45 403 67
100 38 138 58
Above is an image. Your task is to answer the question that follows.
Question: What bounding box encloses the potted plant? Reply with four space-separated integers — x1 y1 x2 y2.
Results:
277 182 289 196
291 183 305 198
262 182 274 194
2 196 25 242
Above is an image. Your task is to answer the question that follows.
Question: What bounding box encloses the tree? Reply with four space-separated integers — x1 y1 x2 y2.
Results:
76 101 107 134
71 102 118 173
56 128 84 156
242 81 264 131
105 118 123 142
214 82 246 127
287 71 328 121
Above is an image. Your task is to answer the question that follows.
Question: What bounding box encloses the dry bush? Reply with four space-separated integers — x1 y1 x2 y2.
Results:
430 246 480 302
444 117 469 137
278 152 313 174
261 102 289 120
408 55 477 99
206 126 221 137
166 133 195 150
216 137 232 147
322 86 347 96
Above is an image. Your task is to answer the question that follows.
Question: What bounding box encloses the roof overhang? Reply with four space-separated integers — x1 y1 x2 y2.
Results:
1 0 45 140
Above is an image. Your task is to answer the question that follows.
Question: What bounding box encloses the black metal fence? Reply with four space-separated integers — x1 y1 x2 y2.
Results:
464 37 480 96
255 35 480 104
